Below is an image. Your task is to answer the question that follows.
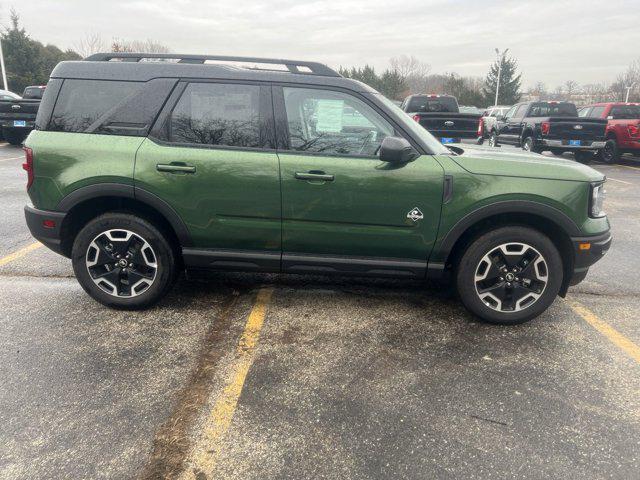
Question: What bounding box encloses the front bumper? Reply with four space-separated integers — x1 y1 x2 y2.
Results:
24 205 68 256
568 231 612 286
541 139 606 150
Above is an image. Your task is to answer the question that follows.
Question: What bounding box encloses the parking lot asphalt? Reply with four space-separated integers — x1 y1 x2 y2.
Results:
0 143 638 479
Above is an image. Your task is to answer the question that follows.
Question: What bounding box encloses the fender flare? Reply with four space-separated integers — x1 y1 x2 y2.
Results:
56 183 193 246
437 200 581 261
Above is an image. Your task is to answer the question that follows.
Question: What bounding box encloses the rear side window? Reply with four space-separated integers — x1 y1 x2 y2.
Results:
168 82 269 148
49 80 142 133
609 105 640 119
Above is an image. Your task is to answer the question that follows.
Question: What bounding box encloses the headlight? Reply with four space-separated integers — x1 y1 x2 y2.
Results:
590 182 606 218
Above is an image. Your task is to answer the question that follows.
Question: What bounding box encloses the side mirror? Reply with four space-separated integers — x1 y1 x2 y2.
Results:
496 115 506 122
379 136 419 164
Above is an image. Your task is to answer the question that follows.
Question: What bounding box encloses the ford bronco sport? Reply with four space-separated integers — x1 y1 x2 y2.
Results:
23 53 611 324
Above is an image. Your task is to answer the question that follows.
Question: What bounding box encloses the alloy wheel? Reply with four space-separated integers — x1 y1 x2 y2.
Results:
474 242 548 312
85 229 158 297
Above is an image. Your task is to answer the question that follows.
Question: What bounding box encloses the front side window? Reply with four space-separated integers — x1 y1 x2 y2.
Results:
282 87 394 156
169 83 268 148
49 80 142 133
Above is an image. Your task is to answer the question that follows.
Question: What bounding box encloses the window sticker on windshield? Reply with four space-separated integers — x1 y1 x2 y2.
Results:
316 99 344 133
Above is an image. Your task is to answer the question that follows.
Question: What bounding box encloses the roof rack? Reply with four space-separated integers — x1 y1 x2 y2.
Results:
84 53 341 77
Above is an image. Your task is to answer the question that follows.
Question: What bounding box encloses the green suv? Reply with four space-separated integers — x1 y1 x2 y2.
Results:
23 53 611 324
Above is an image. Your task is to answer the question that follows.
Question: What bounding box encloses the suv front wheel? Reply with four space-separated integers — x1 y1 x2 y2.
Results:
72 213 177 309
456 226 563 324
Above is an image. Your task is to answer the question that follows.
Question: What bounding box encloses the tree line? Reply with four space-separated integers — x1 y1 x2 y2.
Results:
1 11 170 93
2 9 638 105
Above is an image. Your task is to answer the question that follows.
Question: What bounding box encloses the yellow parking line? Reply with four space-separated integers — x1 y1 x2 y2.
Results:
0 242 42 267
568 299 640 363
180 287 274 479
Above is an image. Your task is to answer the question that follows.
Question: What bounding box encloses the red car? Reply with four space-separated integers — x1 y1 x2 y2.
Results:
579 102 640 163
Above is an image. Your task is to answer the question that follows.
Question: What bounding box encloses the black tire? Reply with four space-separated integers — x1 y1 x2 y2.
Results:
574 150 593 164
3 128 27 146
599 139 619 164
456 226 563 325
550 148 564 156
488 131 499 147
72 212 177 310
522 136 542 154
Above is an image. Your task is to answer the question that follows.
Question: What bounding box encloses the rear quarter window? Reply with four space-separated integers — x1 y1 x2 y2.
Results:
48 79 175 135
49 80 142 133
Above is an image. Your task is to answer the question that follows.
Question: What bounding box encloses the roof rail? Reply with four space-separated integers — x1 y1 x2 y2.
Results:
83 53 341 77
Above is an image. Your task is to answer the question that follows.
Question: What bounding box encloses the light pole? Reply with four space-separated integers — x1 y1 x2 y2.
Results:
494 48 509 106
625 82 637 103
0 38 7 91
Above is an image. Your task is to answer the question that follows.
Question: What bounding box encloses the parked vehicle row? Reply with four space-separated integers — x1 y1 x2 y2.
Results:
486 101 607 162
0 85 45 145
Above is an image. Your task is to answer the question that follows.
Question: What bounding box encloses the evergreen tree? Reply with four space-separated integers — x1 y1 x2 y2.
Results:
1 10 80 93
482 54 522 105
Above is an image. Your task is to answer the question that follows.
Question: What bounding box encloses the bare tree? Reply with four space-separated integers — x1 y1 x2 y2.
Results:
74 33 105 58
111 38 171 54
389 55 431 94
564 80 580 100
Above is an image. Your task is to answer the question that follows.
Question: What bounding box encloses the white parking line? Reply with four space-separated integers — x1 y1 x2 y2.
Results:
607 178 633 185
0 156 25 162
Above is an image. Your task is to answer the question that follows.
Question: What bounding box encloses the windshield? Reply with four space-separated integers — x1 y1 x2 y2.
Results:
374 94 450 155
528 102 578 117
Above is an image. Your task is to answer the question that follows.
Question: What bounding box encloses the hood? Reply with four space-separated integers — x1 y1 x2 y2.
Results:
449 146 605 182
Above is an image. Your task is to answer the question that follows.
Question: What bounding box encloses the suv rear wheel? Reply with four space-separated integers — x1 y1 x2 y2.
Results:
72 213 177 309
456 226 563 325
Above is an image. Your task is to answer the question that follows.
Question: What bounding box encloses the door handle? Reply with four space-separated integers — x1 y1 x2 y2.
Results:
294 171 334 182
157 163 196 174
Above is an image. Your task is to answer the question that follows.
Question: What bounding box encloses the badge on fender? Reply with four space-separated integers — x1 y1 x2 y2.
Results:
407 207 423 222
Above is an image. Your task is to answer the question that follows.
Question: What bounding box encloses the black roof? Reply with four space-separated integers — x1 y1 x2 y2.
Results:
50 53 376 93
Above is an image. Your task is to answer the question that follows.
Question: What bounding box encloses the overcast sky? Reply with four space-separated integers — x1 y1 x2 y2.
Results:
6 0 639 88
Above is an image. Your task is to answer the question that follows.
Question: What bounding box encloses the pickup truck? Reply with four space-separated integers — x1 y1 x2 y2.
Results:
400 94 481 144
477 105 511 143
488 101 607 162
0 85 45 145
578 102 640 163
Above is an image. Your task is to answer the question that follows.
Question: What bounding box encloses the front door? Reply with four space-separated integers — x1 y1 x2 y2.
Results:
274 86 443 277
135 81 281 269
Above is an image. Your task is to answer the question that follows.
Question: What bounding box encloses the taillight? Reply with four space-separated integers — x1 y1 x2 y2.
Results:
628 124 639 138
541 122 550 135
22 146 33 189
477 118 484 136
412 114 421 123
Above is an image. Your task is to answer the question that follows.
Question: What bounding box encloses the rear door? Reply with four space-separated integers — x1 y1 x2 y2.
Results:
135 81 282 269
274 85 443 277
